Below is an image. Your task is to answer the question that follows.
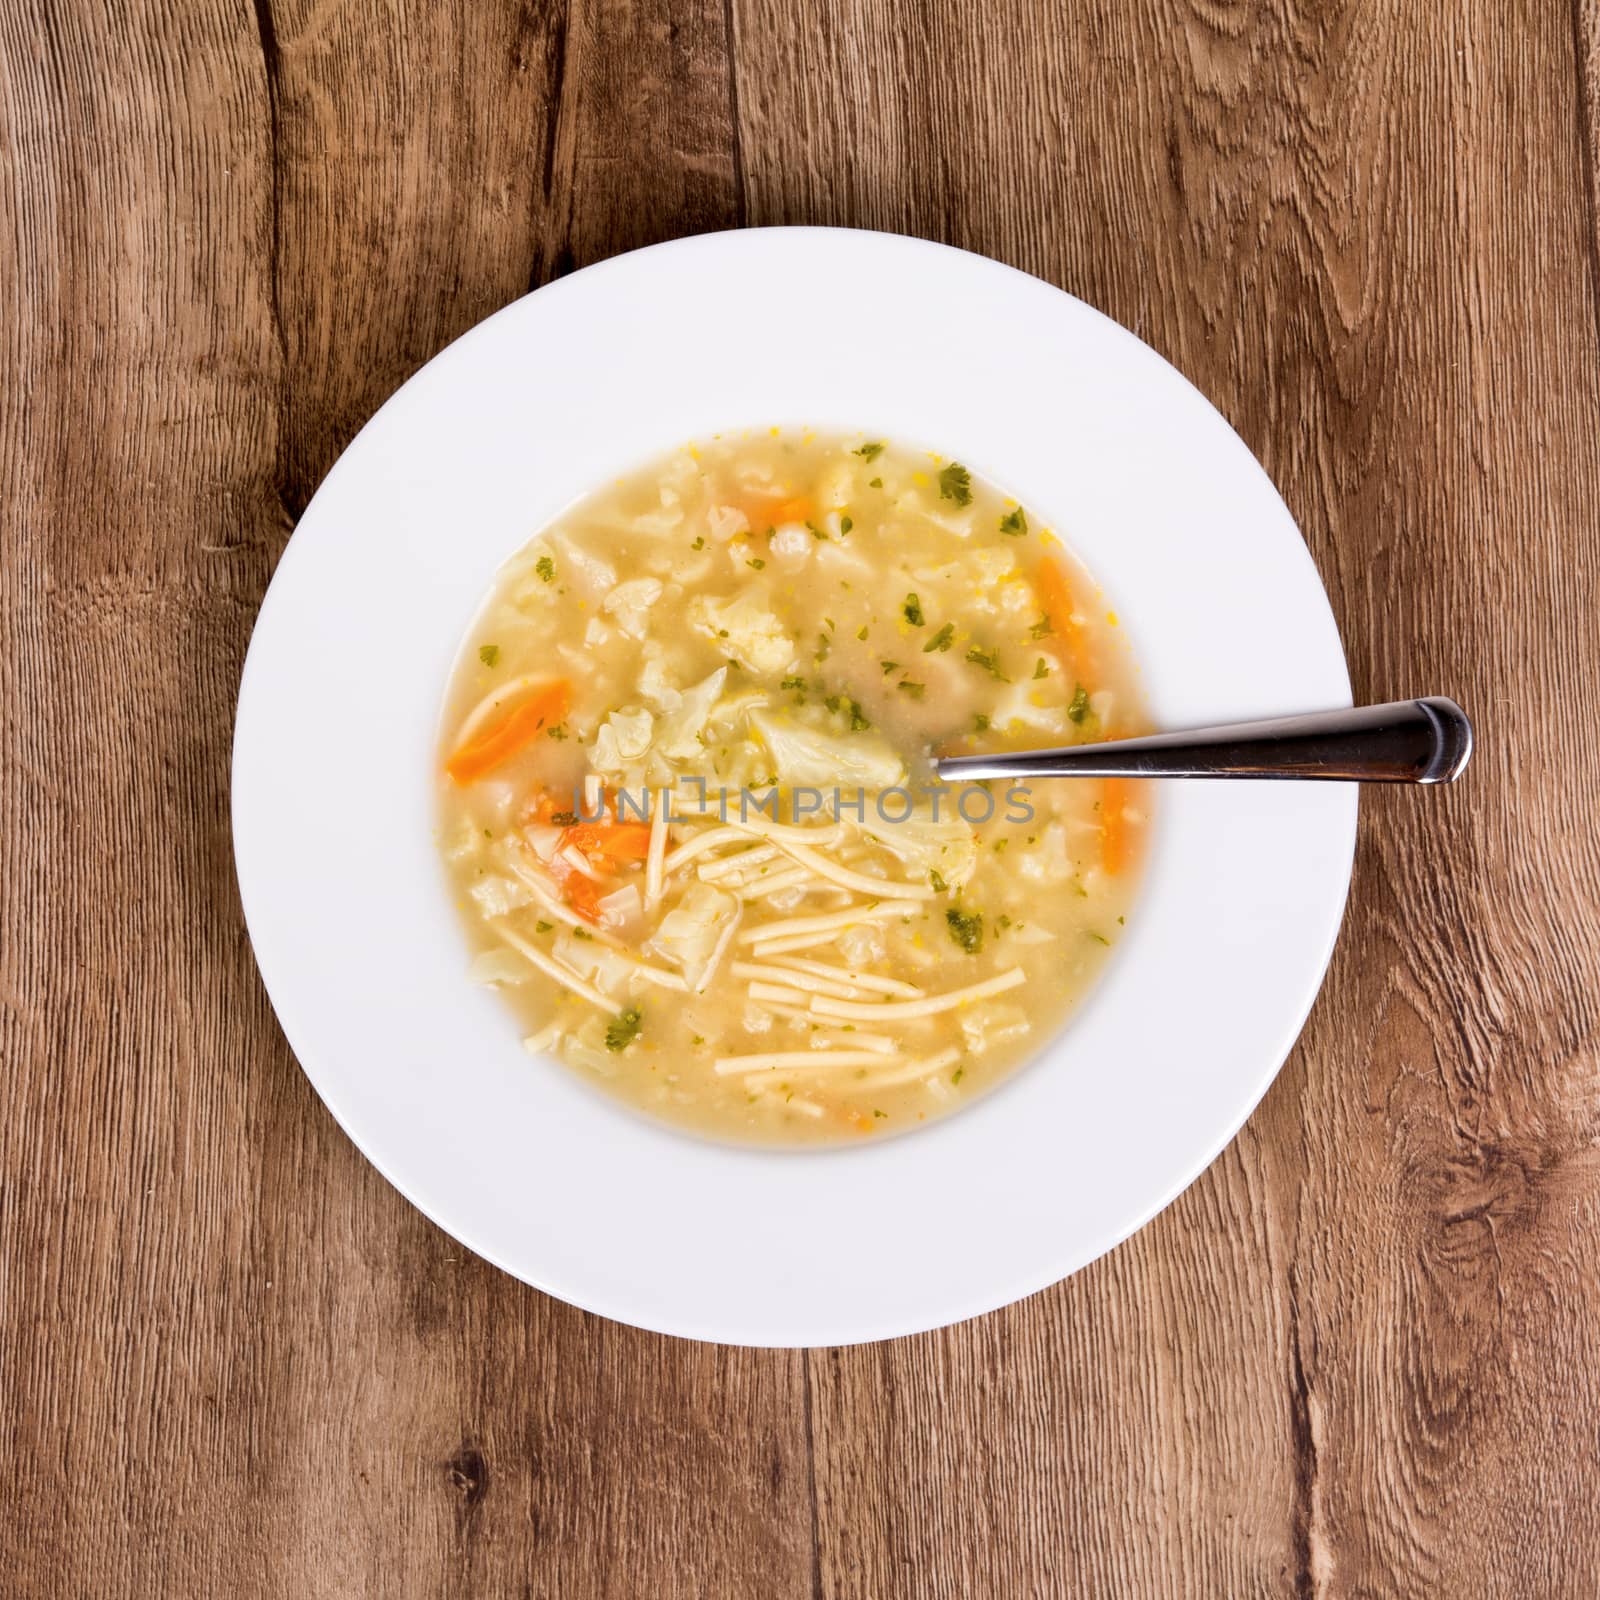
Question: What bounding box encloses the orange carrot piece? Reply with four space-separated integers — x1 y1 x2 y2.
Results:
564 822 653 863
446 682 570 784
1101 777 1134 875
767 495 813 524
561 870 604 924
1036 559 1095 688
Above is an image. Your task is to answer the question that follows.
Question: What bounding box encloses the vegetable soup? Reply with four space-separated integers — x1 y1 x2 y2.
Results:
437 432 1148 1143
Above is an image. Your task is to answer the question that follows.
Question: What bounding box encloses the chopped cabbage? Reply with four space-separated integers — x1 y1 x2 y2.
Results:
603 577 664 640
644 883 738 988
467 948 531 987
655 668 727 761
467 874 534 918
590 707 655 773
748 709 905 791
858 803 978 887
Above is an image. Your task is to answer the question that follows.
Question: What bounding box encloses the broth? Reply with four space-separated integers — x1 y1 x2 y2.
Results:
437 431 1148 1143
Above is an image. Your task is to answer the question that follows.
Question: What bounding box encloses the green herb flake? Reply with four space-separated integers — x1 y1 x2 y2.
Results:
807 521 828 541
535 555 556 582
872 1108 888 1119
848 699 871 731
952 1066 965 1085
929 868 948 893
903 593 925 626
999 506 1028 536
691 536 705 551
997 914 1013 930
897 681 926 700
841 516 854 535
692 1034 705 1046
1029 614 1053 639
572 927 594 941
857 625 869 641
973 713 991 733
551 811 578 827
816 633 832 662
965 644 1010 681
855 441 886 461
605 1007 644 1052
946 907 984 953
869 476 884 489
923 622 955 653
780 676 807 691
1033 658 1049 680
824 617 836 632
478 643 500 667
1068 684 1091 723
1087 931 1111 947
938 463 973 506
748 557 766 569
993 838 1010 853
880 660 900 675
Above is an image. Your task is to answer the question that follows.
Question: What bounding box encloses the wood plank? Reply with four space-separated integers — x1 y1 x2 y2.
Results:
1 3 810 1597
732 0 1600 1594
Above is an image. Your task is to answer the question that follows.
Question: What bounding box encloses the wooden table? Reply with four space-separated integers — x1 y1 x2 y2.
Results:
5 3 1599 1594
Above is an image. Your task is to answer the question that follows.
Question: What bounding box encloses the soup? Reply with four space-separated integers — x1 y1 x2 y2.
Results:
437 432 1148 1143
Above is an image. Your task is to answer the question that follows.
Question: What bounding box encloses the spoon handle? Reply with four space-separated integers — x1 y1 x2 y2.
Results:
933 697 1474 784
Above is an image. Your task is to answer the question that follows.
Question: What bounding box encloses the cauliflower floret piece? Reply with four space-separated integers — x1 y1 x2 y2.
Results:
590 707 655 773
548 534 616 599
689 592 796 675
707 504 750 542
858 805 978 888
769 524 812 567
603 577 664 640
467 874 533 918
637 647 684 711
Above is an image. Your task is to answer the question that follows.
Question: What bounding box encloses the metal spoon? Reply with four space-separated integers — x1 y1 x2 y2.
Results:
933 697 1474 784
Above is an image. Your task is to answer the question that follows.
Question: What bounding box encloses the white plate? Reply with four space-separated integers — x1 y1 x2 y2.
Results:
233 228 1354 1346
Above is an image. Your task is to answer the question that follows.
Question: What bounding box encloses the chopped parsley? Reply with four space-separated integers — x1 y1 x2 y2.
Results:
691 536 705 551
873 1108 888 1119
929 868 948 893
546 723 568 740
535 920 553 933
951 1066 965 1085
869 476 883 489
571 927 594 941
903 593 925 626
824 694 870 730
938 463 973 506
1068 684 1091 723
1033 658 1049 680
605 1007 643 1052
880 660 900 675
748 557 765 569
999 506 1028 536
857 624 869 641
1086 932 1111 947
780 676 807 691
973 713 991 733
923 622 955 653
807 521 828 541
840 515 854 535
1029 613 1053 639
478 643 500 667
897 681 926 700
551 810 578 826
854 440 885 461
946 907 984 953
965 644 1009 681
816 632 832 661
535 555 555 582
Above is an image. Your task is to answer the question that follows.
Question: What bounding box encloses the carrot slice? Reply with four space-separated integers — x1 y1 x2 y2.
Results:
1101 777 1134 875
560 869 604 924
1036 559 1095 688
446 682 570 784
564 822 653 863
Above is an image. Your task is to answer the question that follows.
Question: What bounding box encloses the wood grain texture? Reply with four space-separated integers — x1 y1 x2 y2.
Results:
3 0 1598 1595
